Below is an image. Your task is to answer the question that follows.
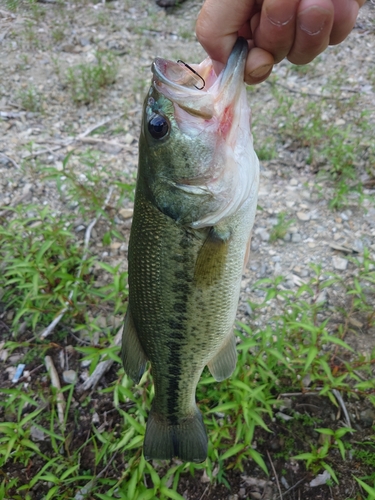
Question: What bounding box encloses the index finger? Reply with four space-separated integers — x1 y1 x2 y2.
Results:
196 0 257 73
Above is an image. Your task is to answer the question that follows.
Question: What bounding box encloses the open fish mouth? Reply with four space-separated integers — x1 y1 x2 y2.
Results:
145 36 258 230
151 37 248 119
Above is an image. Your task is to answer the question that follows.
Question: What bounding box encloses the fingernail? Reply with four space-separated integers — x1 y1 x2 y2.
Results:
266 3 295 27
299 7 327 35
248 64 273 78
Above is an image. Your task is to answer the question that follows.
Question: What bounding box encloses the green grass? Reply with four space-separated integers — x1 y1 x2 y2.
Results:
269 212 295 242
65 51 118 104
253 74 374 210
1 142 375 498
17 84 43 112
1 200 375 498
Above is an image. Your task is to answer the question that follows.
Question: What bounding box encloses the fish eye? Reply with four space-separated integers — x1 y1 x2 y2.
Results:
148 113 169 140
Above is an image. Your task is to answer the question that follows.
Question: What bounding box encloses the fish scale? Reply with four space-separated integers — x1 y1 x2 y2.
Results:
121 37 259 463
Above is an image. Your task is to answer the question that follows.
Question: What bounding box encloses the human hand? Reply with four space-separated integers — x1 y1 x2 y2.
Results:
196 0 365 85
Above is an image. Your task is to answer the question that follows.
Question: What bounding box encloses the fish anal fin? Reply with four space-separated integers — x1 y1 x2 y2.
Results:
194 225 231 286
207 333 237 382
121 307 148 384
144 406 207 463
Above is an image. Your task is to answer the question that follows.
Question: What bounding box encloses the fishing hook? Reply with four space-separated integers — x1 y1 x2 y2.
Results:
177 60 205 90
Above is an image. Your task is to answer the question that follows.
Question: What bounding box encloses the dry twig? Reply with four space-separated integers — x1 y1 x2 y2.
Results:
267 450 283 499
45 355 66 428
277 476 307 500
78 325 123 393
332 389 353 431
74 452 118 500
0 151 20 169
267 80 359 101
24 116 122 159
199 485 209 500
40 186 114 338
0 111 23 118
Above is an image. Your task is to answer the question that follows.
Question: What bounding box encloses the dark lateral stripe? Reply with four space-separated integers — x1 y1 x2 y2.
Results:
165 230 194 425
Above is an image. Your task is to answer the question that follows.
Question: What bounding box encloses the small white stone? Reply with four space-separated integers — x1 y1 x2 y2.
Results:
291 233 302 243
124 133 135 144
332 256 348 270
119 208 133 219
296 211 310 221
92 412 100 425
31 425 46 441
63 370 78 384
260 230 270 241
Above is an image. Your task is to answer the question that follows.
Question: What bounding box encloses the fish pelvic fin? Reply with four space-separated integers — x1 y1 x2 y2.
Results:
121 307 148 383
207 332 237 382
143 407 208 463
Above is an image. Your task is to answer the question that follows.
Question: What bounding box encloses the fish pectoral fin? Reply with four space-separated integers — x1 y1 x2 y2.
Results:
166 179 211 197
194 225 231 286
121 307 148 384
144 406 207 463
175 183 211 196
207 333 237 382
243 234 252 273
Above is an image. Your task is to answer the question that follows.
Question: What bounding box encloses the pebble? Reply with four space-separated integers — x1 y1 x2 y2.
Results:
340 212 349 221
316 290 328 304
332 256 348 270
119 208 133 219
360 409 375 427
260 230 270 241
97 316 107 329
249 493 262 500
110 242 121 250
291 233 302 243
30 426 46 442
283 233 291 242
92 412 100 425
296 211 310 221
274 262 283 275
124 133 135 145
80 37 90 46
301 190 311 200
62 370 78 384
353 238 364 253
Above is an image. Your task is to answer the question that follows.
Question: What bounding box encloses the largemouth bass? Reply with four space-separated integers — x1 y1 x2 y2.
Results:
122 37 259 463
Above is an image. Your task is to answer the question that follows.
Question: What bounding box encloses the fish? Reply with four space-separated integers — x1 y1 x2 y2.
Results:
121 37 259 463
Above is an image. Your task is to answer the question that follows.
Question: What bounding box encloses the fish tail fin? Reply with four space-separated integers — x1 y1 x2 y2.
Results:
143 407 208 463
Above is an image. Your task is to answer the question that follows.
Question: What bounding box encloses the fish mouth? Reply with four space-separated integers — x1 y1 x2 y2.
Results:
151 38 248 119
